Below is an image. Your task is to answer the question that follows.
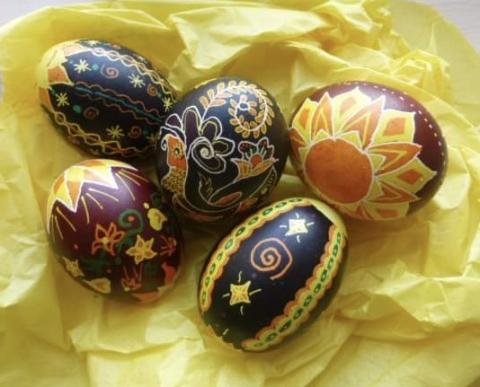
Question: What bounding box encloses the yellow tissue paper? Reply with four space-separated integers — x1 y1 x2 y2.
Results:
1 0 479 386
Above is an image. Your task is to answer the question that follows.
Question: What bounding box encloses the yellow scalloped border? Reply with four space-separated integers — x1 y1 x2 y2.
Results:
198 198 311 313
198 196 347 353
241 224 346 351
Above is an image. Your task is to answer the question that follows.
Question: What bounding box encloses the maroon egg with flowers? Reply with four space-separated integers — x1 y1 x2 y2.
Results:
289 80 448 220
45 159 182 302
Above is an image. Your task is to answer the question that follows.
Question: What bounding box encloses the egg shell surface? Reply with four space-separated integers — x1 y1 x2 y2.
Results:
46 159 182 303
289 80 448 221
198 197 348 352
156 77 289 223
37 39 175 159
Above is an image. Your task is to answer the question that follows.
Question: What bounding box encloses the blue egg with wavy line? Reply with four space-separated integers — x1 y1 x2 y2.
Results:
37 39 175 159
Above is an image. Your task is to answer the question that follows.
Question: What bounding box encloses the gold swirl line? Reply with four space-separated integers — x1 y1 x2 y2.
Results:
250 238 293 280
147 83 158 96
100 64 120 79
257 248 281 271
83 106 99 120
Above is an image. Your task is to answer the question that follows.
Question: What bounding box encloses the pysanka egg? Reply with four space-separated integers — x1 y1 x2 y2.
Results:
37 40 175 159
45 159 182 302
289 81 448 221
155 77 289 223
198 197 348 351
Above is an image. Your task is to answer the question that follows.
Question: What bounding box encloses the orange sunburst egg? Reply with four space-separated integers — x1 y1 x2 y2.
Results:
289 81 448 221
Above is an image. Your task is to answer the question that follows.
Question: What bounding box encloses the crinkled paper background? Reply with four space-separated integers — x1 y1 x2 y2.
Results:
0 1 479 386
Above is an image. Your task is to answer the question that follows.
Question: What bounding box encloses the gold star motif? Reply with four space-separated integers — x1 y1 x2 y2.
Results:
229 280 252 306
285 218 309 236
55 92 70 107
106 124 125 140
62 257 84 278
126 235 157 264
162 96 173 111
128 73 145 88
73 59 91 73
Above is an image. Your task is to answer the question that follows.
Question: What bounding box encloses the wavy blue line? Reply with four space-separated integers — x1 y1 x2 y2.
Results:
75 86 163 123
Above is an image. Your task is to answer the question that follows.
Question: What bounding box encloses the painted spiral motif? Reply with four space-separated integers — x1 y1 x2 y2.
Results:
83 106 100 120
198 198 348 351
250 238 293 280
100 64 120 79
128 126 142 139
226 85 274 139
147 83 159 96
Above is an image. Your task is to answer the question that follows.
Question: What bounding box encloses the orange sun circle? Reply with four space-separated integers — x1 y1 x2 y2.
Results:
289 83 442 220
305 138 372 204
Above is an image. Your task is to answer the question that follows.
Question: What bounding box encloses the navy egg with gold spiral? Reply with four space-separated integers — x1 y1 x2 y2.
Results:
155 77 289 222
198 198 348 351
36 39 175 159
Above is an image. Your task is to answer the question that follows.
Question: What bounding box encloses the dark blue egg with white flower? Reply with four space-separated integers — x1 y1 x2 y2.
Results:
155 77 289 222
36 39 175 159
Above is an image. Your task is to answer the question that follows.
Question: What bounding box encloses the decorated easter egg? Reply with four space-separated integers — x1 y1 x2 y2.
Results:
37 39 175 159
198 197 348 352
45 159 182 303
289 81 448 220
155 77 289 223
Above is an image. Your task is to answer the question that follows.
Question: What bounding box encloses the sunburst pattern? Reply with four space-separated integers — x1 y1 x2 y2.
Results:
290 87 437 220
36 41 90 111
46 159 138 233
